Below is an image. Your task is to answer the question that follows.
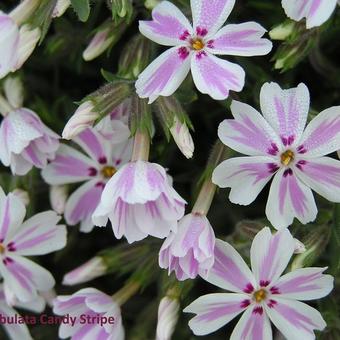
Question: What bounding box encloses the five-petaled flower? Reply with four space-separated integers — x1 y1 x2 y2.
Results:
282 0 338 29
0 187 66 305
136 0 272 103
184 227 333 339
42 127 132 232
213 82 340 229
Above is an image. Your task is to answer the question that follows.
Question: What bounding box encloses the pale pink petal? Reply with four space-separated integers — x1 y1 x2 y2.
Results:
218 100 281 156
191 53 245 100
260 82 310 146
266 168 317 229
0 255 54 303
265 297 326 339
135 46 191 103
8 154 33 175
207 22 272 56
7 211 66 256
205 239 256 293
0 190 26 242
295 157 340 202
64 180 103 232
212 156 277 205
139 1 193 46
191 0 235 36
297 106 340 158
250 227 295 285
184 293 248 335
73 128 108 163
230 305 272 340
282 0 337 28
41 144 98 185
20 143 47 168
274 267 333 300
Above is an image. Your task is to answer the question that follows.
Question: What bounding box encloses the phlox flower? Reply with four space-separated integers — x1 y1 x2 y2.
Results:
213 82 340 229
92 160 186 243
53 288 124 340
159 213 215 280
184 227 333 339
0 188 66 305
136 0 272 103
282 0 338 29
42 127 132 232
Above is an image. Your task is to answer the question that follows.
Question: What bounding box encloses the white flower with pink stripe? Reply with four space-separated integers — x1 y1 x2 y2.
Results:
92 161 186 243
53 288 124 340
42 128 132 232
136 0 272 103
184 227 333 339
282 0 338 29
159 213 215 280
0 187 67 305
213 82 340 229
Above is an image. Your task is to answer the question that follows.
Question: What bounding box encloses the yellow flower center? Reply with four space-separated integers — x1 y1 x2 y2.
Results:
191 38 204 50
101 166 116 178
280 150 295 166
253 289 267 303
0 243 5 254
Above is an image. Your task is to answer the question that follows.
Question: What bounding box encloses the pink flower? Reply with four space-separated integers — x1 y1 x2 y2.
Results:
282 0 338 29
159 213 215 280
156 296 180 340
0 108 59 175
136 0 272 103
212 82 340 229
53 288 124 340
92 160 186 243
42 128 132 232
184 227 333 339
0 187 67 304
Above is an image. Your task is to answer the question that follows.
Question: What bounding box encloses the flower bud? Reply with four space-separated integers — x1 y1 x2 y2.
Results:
9 0 40 25
49 185 68 214
3 77 24 109
156 296 180 340
269 21 295 41
144 0 160 10
169 116 194 159
111 0 133 22
62 101 98 139
62 257 107 285
15 25 41 70
12 189 30 206
337 150 340 159
293 238 306 254
52 0 71 18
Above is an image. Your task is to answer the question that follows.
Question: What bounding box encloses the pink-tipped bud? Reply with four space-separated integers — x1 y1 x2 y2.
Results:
52 0 71 18
3 77 24 109
156 296 180 340
293 238 306 254
49 185 68 214
170 116 194 159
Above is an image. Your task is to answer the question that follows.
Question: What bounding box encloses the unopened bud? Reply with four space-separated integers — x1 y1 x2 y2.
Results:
49 185 68 214
269 21 295 41
170 116 194 159
62 257 107 285
15 25 41 70
62 101 98 139
12 189 30 206
111 0 133 22
337 150 340 159
9 0 40 25
52 0 71 18
144 0 160 10
293 238 306 254
156 296 180 340
3 77 24 109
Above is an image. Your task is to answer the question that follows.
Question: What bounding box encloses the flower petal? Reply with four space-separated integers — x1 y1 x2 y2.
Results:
230 305 272 340
191 53 245 100
282 0 337 29
265 297 326 340
218 100 281 156
212 156 277 205
8 211 66 256
41 144 97 185
139 1 192 46
274 267 334 300
191 0 235 36
205 239 256 293
297 106 340 158
295 157 340 202
184 293 248 336
207 22 272 56
260 82 310 146
135 46 191 103
64 180 103 232
266 168 317 229
250 227 295 284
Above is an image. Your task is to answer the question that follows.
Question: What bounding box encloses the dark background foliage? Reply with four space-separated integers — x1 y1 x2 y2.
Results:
0 0 340 339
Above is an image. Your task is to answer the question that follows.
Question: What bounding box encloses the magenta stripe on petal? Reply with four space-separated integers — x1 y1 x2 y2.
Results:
77 129 105 162
197 302 243 322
